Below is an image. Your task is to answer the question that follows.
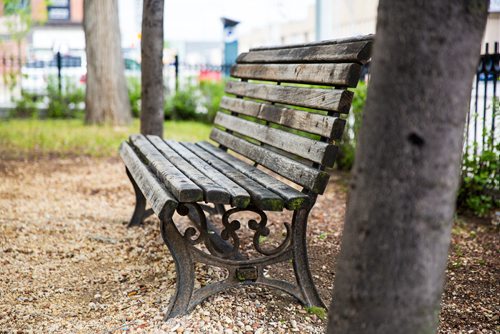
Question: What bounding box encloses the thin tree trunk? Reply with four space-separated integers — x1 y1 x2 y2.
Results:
328 1 488 333
83 0 131 125
140 0 164 137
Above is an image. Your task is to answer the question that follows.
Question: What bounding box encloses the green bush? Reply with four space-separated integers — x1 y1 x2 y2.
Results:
45 76 85 118
165 85 199 120
458 142 499 217
127 77 141 118
11 76 84 119
164 80 225 122
336 81 367 170
199 80 225 123
11 91 38 118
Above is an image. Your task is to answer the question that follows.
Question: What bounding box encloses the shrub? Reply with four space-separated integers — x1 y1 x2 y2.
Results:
336 81 367 170
45 76 85 118
11 91 39 118
199 80 225 123
458 141 499 217
165 85 200 120
164 79 225 122
11 76 85 119
127 77 141 118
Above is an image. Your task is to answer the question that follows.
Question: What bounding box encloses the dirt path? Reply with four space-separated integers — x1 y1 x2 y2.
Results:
0 157 497 333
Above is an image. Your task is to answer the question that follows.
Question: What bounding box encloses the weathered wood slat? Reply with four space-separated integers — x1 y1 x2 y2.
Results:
196 141 310 210
182 142 285 211
214 112 338 167
210 128 330 194
225 81 353 113
260 143 314 167
220 96 344 138
147 135 231 205
129 134 203 202
231 63 361 87
238 40 372 65
120 142 177 218
250 34 373 51
165 140 251 208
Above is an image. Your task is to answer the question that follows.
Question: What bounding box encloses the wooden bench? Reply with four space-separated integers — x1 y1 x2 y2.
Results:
120 35 373 319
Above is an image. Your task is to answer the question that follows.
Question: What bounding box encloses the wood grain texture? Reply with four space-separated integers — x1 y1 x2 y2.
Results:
197 141 310 210
237 40 372 65
250 34 373 52
230 63 361 87
210 128 330 194
220 96 344 139
182 142 285 211
214 112 338 167
120 142 177 219
165 140 251 208
147 135 231 205
129 134 203 202
225 81 353 113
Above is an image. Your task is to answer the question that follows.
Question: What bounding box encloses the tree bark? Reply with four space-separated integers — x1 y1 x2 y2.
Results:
328 1 488 333
83 0 131 125
140 0 164 137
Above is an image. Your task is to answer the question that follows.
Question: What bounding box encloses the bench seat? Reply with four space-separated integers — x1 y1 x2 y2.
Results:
120 134 310 217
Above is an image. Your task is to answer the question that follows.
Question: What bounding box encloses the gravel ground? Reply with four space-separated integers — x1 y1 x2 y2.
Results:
0 157 498 333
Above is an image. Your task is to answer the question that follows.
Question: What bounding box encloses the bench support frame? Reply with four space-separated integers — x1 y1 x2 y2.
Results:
126 167 325 319
126 169 154 226
155 199 324 319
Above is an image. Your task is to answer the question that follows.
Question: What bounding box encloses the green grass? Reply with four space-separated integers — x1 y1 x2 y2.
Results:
0 119 212 158
305 306 327 320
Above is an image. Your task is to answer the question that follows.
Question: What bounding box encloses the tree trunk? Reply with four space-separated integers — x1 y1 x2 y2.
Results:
140 0 164 137
83 0 131 125
328 1 488 333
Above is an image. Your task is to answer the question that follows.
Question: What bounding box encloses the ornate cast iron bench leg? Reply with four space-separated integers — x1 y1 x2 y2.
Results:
292 208 325 308
159 200 325 320
126 168 154 227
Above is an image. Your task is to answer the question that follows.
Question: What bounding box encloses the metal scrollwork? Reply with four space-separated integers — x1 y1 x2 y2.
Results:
176 204 204 245
176 203 222 256
178 204 292 260
223 206 292 257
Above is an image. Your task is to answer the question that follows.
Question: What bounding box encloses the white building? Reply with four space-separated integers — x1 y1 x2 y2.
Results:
240 0 500 51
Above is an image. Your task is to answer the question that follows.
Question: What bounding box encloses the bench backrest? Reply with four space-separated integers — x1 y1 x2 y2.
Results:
211 35 373 195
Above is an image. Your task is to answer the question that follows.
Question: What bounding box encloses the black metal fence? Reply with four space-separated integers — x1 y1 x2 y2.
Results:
165 56 232 93
466 42 499 157
0 51 84 106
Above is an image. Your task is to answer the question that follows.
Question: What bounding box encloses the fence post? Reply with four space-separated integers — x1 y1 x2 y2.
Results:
174 54 179 92
56 51 62 95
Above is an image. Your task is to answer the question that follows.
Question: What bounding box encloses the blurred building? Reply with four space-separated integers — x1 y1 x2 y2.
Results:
322 0 500 48
321 0 377 39
30 0 85 56
0 0 142 59
239 5 315 51
485 1 500 49
240 0 500 51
